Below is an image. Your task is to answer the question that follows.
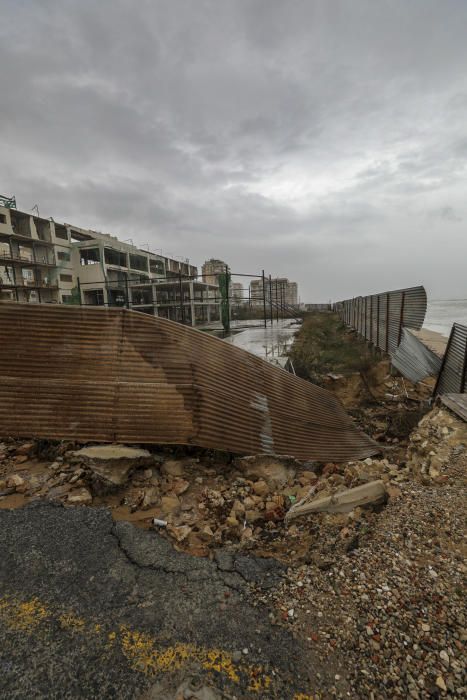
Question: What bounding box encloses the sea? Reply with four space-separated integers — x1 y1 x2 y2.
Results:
424 299 467 337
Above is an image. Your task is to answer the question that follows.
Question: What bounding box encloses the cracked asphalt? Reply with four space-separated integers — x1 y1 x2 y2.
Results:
0 503 322 699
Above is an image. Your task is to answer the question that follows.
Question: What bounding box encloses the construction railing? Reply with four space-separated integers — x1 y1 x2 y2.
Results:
335 285 427 354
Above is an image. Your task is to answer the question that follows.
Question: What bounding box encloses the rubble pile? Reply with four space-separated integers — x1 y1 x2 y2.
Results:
1 398 466 698
407 404 467 483
0 440 414 561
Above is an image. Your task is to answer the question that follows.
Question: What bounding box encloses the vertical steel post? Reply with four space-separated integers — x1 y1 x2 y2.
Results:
398 291 405 346
376 296 380 348
262 270 267 328
178 272 185 324
77 277 82 306
275 279 279 323
125 276 130 309
385 294 390 352
461 336 467 393
225 264 231 333
268 275 273 326
363 297 368 340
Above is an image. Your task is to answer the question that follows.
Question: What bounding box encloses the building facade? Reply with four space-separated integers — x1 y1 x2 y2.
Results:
250 277 298 308
0 203 219 326
0 206 74 304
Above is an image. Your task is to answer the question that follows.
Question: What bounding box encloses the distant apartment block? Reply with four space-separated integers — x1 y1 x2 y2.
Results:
231 282 244 303
201 258 227 286
249 277 298 307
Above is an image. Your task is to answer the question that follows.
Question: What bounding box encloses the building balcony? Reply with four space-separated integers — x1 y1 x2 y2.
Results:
7 230 55 246
0 279 59 290
0 251 56 266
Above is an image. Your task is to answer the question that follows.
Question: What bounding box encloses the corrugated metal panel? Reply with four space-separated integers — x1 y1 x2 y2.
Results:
335 285 428 377
391 328 442 383
438 394 467 422
434 323 467 396
0 303 378 462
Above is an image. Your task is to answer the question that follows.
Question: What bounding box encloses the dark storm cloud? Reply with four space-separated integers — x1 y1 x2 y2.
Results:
1 0 466 300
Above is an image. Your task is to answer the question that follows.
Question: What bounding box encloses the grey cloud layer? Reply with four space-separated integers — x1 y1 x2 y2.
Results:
1 0 466 300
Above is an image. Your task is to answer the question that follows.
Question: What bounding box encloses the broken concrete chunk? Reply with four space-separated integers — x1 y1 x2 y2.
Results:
235 454 299 487
286 480 387 520
67 487 92 505
73 444 155 492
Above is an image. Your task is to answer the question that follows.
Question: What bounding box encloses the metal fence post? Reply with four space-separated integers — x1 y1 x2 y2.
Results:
268 275 273 325
262 270 267 328
385 294 390 352
398 291 405 346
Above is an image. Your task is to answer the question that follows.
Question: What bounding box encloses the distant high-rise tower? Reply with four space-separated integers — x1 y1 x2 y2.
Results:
201 258 227 286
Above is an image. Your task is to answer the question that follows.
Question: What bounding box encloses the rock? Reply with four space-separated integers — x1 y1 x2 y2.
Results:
435 676 447 692
386 484 402 501
171 478 190 495
234 455 298 487
141 487 159 509
161 460 184 477
245 509 263 523
167 524 191 542
73 444 155 493
198 525 215 541
14 454 29 464
231 499 245 515
439 650 450 666
225 515 239 528
252 479 269 497
6 474 26 491
67 487 92 505
15 442 34 457
160 496 180 514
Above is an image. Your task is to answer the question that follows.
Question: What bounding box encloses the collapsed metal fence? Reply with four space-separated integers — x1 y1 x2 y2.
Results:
434 323 467 396
335 285 427 354
0 302 378 462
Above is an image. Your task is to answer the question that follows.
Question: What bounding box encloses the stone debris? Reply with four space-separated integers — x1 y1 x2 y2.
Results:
0 400 466 698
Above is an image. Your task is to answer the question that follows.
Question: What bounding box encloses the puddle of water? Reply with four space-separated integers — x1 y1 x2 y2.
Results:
225 319 299 365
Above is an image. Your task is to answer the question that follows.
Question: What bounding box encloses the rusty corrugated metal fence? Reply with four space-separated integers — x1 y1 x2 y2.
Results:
335 285 427 354
434 323 467 396
0 303 378 462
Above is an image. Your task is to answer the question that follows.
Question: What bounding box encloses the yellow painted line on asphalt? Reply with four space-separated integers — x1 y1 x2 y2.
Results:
0 595 319 697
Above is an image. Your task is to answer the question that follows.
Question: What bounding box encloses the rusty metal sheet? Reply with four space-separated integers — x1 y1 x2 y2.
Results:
0 303 378 461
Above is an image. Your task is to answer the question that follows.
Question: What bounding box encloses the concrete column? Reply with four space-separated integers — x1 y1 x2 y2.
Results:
189 280 195 326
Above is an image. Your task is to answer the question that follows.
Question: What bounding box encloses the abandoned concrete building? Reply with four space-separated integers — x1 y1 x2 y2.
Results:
0 203 220 326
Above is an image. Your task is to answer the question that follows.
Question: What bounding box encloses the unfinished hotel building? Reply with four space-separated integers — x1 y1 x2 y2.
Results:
0 203 220 326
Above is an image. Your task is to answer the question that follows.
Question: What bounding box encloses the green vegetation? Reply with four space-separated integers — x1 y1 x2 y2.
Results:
289 312 375 385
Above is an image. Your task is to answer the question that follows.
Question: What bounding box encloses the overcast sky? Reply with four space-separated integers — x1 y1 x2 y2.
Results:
1 1 466 301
